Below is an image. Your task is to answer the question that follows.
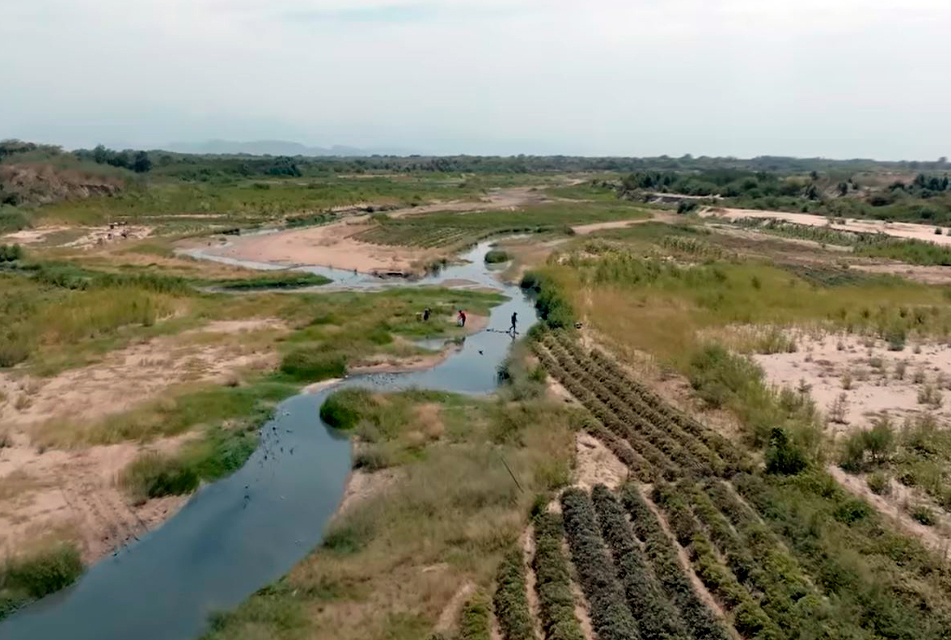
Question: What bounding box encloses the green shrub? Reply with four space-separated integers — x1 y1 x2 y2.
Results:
591 485 688 640
280 348 347 381
120 452 200 503
320 388 372 430
458 591 491 640
484 249 511 264
866 471 891 495
3 543 83 599
520 270 574 330
0 243 23 262
765 428 808 475
532 513 585 640
493 548 535 640
621 484 731 640
910 505 936 526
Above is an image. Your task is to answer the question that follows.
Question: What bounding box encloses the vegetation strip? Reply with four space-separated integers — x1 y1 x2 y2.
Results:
560 488 641 640
531 514 586 640
590 485 689 640
494 548 537 640
650 483 780 640
620 484 732 640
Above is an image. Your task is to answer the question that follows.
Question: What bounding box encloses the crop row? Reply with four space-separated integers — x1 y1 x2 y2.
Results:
531 513 586 640
581 339 747 472
494 547 537 640
650 483 781 640
533 344 676 480
355 225 475 248
561 488 640 640
546 332 741 477
619 484 732 640
541 338 710 477
590 485 690 640
684 482 829 640
731 472 951 640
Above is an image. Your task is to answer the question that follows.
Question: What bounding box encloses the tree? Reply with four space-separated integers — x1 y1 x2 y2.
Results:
93 144 108 164
132 151 152 173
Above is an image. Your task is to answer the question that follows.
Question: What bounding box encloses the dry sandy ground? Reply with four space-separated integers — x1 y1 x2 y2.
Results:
574 431 628 490
0 318 285 564
2 224 152 248
703 207 951 246
754 331 951 552
204 219 444 275
0 319 284 436
851 263 951 285
199 186 551 275
752 332 951 432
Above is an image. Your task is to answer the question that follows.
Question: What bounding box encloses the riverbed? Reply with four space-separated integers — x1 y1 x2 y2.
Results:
0 241 537 640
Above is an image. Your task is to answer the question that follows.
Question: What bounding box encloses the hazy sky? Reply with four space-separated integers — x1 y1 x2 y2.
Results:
2 0 949 158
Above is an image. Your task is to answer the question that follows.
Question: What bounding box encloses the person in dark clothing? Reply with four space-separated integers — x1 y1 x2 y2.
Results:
458 309 467 327
510 311 518 334
423 307 431 321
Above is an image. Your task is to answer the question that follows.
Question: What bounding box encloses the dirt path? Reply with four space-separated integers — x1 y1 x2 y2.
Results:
575 431 628 490
521 525 545 640
702 207 951 246
829 465 951 556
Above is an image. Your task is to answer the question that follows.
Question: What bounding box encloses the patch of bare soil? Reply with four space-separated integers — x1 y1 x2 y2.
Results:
336 464 401 516
521 526 545 640
434 581 476 635
0 318 286 435
0 432 191 563
63 224 153 249
852 262 951 284
752 332 951 433
572 218 649 235
1 225 71 244
207 218 444 276
198 186 551 276
575 432 628 490
703 207 951 246
828 465 951 557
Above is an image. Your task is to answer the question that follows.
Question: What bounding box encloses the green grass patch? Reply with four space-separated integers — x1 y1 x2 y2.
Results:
0 543 84 621
203 382 577 640
211 272 331 291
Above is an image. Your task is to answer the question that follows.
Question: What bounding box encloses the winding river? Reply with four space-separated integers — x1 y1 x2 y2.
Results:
0 241 538 640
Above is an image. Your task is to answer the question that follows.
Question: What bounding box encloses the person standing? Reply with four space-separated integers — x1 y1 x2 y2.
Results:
510 311 518 334
458 309 467 327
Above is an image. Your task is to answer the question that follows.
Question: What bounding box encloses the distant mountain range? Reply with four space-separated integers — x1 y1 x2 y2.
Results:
161 139 415 157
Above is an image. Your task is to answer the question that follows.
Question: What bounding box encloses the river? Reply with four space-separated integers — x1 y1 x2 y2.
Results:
0 241 538 640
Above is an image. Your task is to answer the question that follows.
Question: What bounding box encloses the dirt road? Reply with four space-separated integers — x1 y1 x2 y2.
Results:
703 207 951 245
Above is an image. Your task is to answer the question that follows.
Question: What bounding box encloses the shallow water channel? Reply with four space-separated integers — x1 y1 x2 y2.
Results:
0 241 538 640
